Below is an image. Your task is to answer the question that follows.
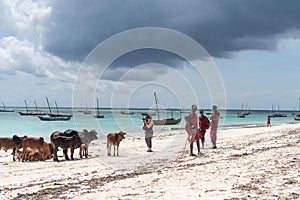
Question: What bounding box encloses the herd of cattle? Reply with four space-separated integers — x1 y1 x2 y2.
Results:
0 129 102 162
0 130 127 162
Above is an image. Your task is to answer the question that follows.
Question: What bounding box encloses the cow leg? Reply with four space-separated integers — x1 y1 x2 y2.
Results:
107 144 111 156
63 149 69 160
113 145 116 156
53 147 59 161
117 146 119 156
85 144 88 158
79 148 83 158
12 148 16 161
38 148 44 161
21 147 26 162
70 147 74 160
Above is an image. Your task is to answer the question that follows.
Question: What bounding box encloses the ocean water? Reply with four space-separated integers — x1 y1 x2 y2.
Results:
0 108 299 140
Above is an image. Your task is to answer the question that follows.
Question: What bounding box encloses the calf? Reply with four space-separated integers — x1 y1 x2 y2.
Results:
21 137 44 161
107 131 126 156
52 135 82 161
0 135 27 161
79 143 88 158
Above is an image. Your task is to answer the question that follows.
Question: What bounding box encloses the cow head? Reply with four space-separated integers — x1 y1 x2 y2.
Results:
118 131 126 140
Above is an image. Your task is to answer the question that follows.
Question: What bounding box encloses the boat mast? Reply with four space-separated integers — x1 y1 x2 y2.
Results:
24 100 29 113
55 101 59 114
46 97 52 114
154 92 160 120
96 97 100 115
2 101 6 110
34 100 38 112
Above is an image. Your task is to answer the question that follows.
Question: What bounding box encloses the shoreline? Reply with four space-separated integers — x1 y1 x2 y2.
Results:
1 123 300 199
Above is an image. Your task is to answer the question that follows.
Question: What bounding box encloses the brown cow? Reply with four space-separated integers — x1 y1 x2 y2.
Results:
17 142 52 162
0 135 27 161
79 143 87 158
107 131 126 156
21 137 44 161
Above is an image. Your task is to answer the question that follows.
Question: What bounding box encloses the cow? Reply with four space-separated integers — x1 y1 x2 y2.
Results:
21 137 44 162
107 131 126 156
16 141 52 162
50 129 98 160
63 129 98 158
79 143 88 158
0 135 27 161
52 135 82 161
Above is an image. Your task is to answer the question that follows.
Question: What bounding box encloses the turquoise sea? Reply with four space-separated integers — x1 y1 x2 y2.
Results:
0 108 299 140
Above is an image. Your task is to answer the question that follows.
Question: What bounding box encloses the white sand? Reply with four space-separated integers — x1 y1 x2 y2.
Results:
0 123 300 200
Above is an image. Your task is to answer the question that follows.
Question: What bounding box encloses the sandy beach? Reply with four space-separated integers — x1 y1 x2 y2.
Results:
0 123 300 200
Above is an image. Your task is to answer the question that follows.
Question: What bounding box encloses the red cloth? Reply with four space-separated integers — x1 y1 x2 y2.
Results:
199 115 210 139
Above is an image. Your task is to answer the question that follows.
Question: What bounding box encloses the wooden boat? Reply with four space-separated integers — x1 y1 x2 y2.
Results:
120 104 134 115
152 92 181 125
18 100 47 116
153 118 181 125
237 103 247 118
48 101 72 117
0 102 14 112
83 102 92 114
237 112 246 118
269 104 287 117
120 110 134 115
141 112 156 116
84 110 92 114
294 115 300 121
95 97 104 118
38 116 71 121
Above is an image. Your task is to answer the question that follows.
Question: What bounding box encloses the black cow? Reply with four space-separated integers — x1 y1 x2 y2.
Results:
52 135 82 161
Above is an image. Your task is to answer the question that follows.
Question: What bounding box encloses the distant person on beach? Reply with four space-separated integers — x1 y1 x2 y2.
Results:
210 105 220 149
267 116 271 127
185 104 200 156
198 110 210 149
143 115 154 152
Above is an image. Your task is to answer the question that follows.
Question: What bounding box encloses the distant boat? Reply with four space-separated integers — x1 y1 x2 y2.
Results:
294 115 300 121
152 92 181 125
38 116 71 121
18 100 47 116
0 102 14 112
83 102 92 114
120 110 134 115
237 112 246 118
48 101 73 118
141 112 156 116
270 104 287 117
120 105 134 115
153 118 181 125
95 97 104 118
237 103 248 118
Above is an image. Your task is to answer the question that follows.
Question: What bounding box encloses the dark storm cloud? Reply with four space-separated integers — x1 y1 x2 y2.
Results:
42 0 300 62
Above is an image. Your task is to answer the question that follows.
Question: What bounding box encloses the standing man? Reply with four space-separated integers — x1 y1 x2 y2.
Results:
185 104 199 156
199 110 210 149
267 116 271 127
143 115 154 152
210 105 220 149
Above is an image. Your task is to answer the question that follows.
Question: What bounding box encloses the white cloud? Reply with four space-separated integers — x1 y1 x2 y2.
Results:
0 36 79 81
1 0 51 38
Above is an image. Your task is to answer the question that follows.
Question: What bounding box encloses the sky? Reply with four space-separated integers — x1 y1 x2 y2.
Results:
0 0 300 110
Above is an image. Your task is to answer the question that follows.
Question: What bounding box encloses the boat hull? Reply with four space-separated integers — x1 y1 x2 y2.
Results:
294 115 300 121
19 111 47 116
153 118 181 125
38 116 71 121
